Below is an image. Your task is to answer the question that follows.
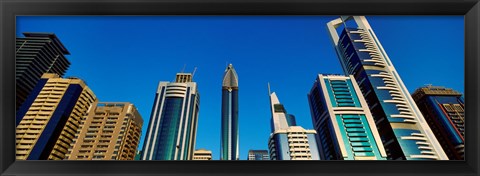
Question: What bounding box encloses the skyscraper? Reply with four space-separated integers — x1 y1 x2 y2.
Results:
16 33 71 111
193 149 213 160
141 72 200 160
267 88 320 160
247 150 269 160
308 74 387 160
326 16 448 160
66 102 143 160
412 85 465 160
16 73 96 160
221 64 239 160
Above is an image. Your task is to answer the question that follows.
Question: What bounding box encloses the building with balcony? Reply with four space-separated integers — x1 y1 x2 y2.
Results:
16 73 96 160
308 74 387 160
65 102 143 160
326 16 448 160
16 33 71 111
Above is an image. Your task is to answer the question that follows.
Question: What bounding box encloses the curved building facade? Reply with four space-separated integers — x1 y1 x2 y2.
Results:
141 73 200 160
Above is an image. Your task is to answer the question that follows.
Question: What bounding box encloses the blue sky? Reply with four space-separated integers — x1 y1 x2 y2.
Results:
16 16 464 160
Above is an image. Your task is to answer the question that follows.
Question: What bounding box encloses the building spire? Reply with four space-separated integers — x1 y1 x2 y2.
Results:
222 63 238 89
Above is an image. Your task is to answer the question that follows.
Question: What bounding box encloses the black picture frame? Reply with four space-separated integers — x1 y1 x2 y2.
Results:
1 0 478 176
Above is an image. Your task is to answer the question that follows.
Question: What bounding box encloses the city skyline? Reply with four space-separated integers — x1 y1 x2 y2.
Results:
16 16 464 160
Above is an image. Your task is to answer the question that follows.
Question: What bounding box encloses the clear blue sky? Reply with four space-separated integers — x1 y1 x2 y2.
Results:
16 16 464 160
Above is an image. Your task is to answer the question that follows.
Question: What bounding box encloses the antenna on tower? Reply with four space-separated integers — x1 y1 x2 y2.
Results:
267 82 271 95
192 67 197 77
181 64 187 73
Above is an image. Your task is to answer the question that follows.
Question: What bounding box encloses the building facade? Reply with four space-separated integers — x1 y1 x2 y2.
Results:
66 102 143 160
412 86 465 160
326 16 448 160
141 73 200 160
221 64 239 160
308 74 387 160
267 89 320 160
16 73 96 160
247 150 269 160
16 33 71 111
193 149 212 160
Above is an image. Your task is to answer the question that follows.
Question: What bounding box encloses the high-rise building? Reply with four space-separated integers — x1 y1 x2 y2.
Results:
247 150 269 160
220 64 239 160
141 72 200 160
16 73 96 160
308 74 387 160
193 149 212 160
65 102 143 160
326 16 448 160
412 85 465 160
267 88 320 160
16 33 71 111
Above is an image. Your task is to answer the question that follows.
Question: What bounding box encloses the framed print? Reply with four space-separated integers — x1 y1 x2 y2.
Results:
1 0 479 176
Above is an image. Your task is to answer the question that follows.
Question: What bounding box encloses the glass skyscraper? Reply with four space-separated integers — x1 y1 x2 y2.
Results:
412 85 465 160
220 64 239 160
141 73 200 160
308 74 387 160
326 16 448 160
267 88 320 160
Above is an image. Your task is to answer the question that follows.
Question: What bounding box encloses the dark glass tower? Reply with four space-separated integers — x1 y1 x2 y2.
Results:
326 16 448 160
412 85 465 160
221 64 239 160
16 33 71 111
141 73 200 160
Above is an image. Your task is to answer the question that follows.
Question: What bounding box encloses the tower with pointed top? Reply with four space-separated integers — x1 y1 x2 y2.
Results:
221 64 239 160
267 88 320 160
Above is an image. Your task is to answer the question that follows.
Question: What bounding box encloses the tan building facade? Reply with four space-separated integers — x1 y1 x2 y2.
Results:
16 73 96 160
66 102 143 160
193 149 212 160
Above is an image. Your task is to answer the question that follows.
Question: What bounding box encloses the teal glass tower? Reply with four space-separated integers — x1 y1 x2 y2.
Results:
308 74 387 160
221 64 239 160
326 16 448 160
141 73 200 160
